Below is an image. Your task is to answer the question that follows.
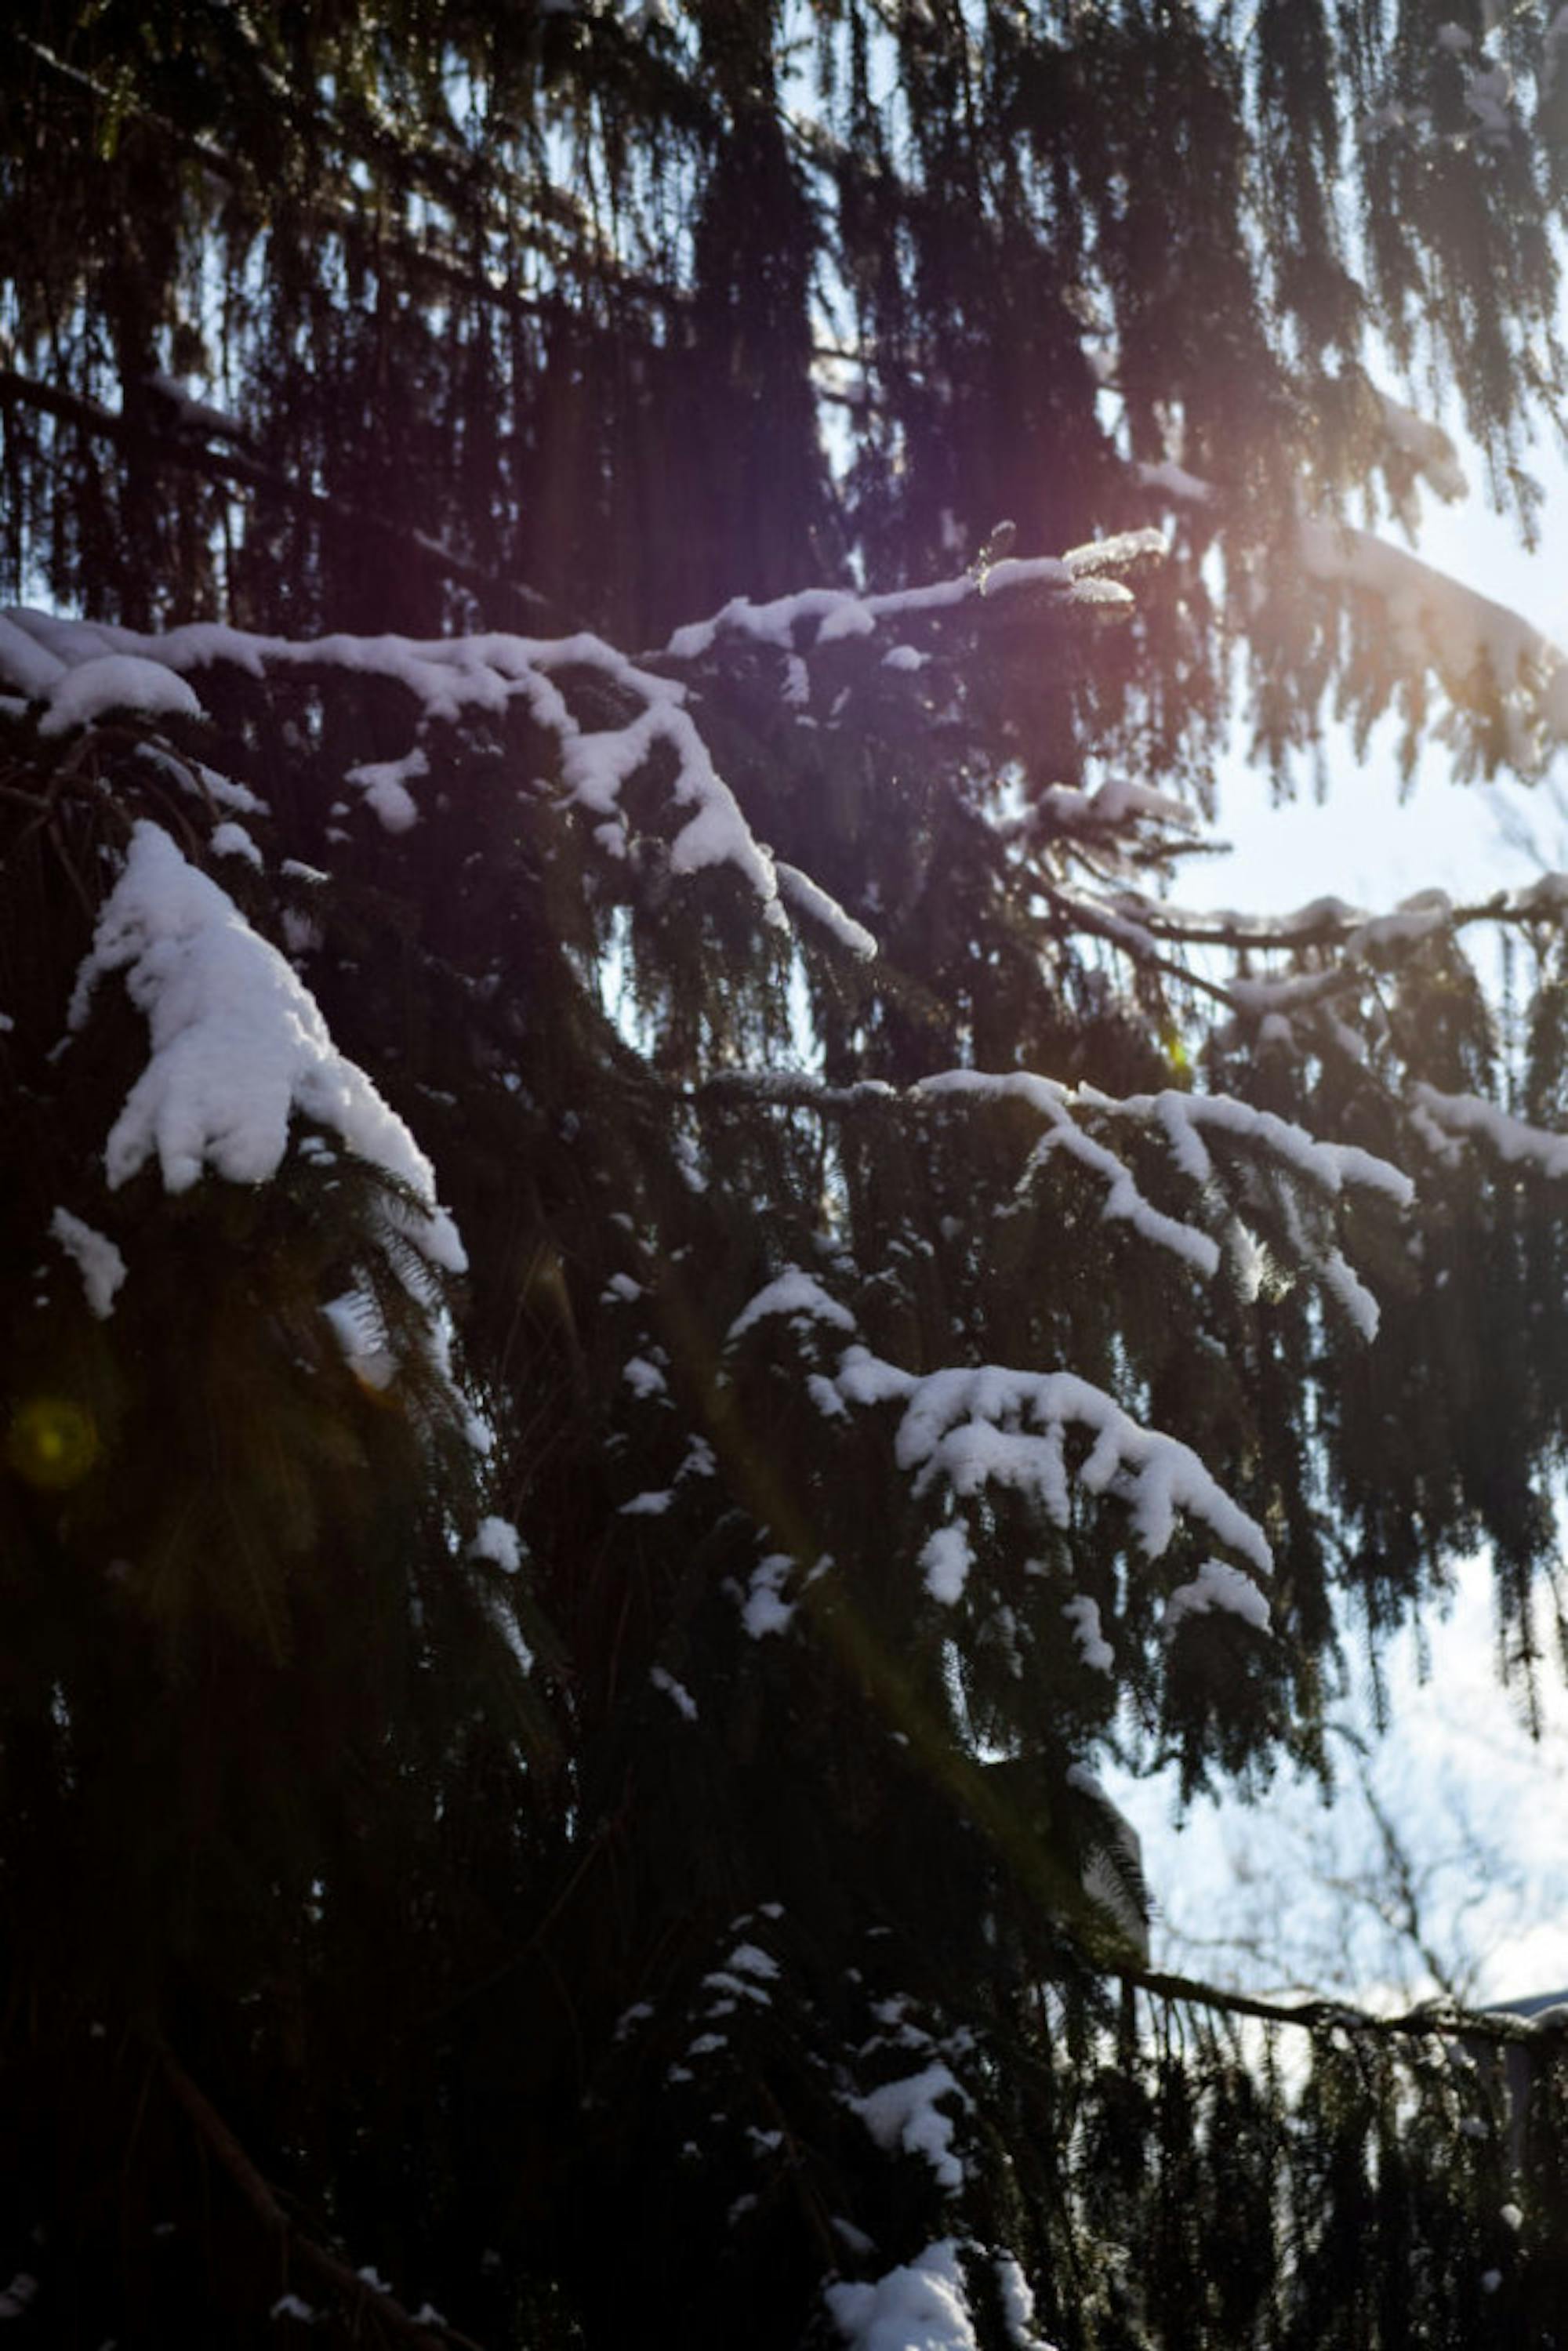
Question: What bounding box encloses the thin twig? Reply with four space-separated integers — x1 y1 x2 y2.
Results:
158 2045 489 2351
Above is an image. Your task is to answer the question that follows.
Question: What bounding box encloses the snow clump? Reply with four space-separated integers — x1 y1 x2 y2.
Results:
70 822 464 1274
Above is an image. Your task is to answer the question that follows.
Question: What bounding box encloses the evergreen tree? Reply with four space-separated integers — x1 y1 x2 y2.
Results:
6 3 1568 2344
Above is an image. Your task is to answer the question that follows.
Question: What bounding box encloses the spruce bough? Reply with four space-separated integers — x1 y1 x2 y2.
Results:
5 3 1568 2343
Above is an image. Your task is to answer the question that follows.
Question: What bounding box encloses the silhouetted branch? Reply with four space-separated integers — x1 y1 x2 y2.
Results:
159 2045 489 2351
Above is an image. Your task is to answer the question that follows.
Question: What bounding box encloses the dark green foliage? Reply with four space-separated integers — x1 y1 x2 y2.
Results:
6 4 1568 2348
2 566 1566 2345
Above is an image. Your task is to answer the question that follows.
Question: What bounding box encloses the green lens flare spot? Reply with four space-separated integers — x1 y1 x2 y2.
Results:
5 1397 100 1490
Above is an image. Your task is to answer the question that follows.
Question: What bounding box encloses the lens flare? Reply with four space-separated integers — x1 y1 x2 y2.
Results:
5 1396 100 1489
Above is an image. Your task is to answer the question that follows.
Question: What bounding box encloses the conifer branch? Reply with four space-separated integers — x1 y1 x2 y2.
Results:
1124 1962 1566 2051
0 369 554 622
9 10 1568 2333
158 2046 490 2351
8 29 681 322
1098 881 1568 955
1037 883 1249 1010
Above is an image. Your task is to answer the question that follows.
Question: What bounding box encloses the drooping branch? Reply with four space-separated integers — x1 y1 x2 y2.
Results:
0 370 555 624
696 1060 1410 1327
6 27 681 313
159 2046 489 2350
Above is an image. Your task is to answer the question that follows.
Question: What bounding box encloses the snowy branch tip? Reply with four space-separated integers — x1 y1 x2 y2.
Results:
832 1344 1272 1607
70 822 465 1272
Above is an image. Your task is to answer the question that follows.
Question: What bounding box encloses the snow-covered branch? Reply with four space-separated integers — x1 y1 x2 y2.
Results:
1121 372 1568 774
0 604 808 924
825 1343 1271 1628
663 530 1162 663
1079 872 1568 956
0 527 1171 978
1410 1083 1568 1179
921 1068 1407 1332
700 1054 1413 1339
1298 510 1568 767
69 822 465 1270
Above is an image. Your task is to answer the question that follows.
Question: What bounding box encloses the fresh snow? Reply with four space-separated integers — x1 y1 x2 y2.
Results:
209 819 262 866
775 862 879 959
1133 457 1213 506
1062 1593 1114 1674
0 604 869 949
190 760 266 815
483 1587 535 1678
724 1941 780 1980
993 2252 1058 2351
727 1267 858 1344
650 1664 698 1721
1087 1080 1414 1207
0 530 1240 1007
1062 528 1167 578
0 613 66 699
663 529 1162 663
1298 511 1563 766
1022 421 1568 764
470 1516 523 1573
38 651 205 738
833 1346 1272 1583
71 823 464 1272
917 1068 1221 1278
1376 390 1468 512
916 1067 1410 1327
826 2242 980 2351
848 2064 968 2191
1412 1083 1568 1180
1165 1556 1272 1638
677 1435 716 1481
1040 776 1195 835
742 1553 797 1638
49 1207 126 1319
919 1522 975 1606
321 1289 397 1392
827 2239 1058 2351
345 746 427 833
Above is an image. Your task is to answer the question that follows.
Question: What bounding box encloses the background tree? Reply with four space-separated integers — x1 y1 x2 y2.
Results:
7 3 1568 2346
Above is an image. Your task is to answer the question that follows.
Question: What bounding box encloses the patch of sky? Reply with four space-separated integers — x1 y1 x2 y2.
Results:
1098 378 1568 2012
1105 1528 1568 2013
